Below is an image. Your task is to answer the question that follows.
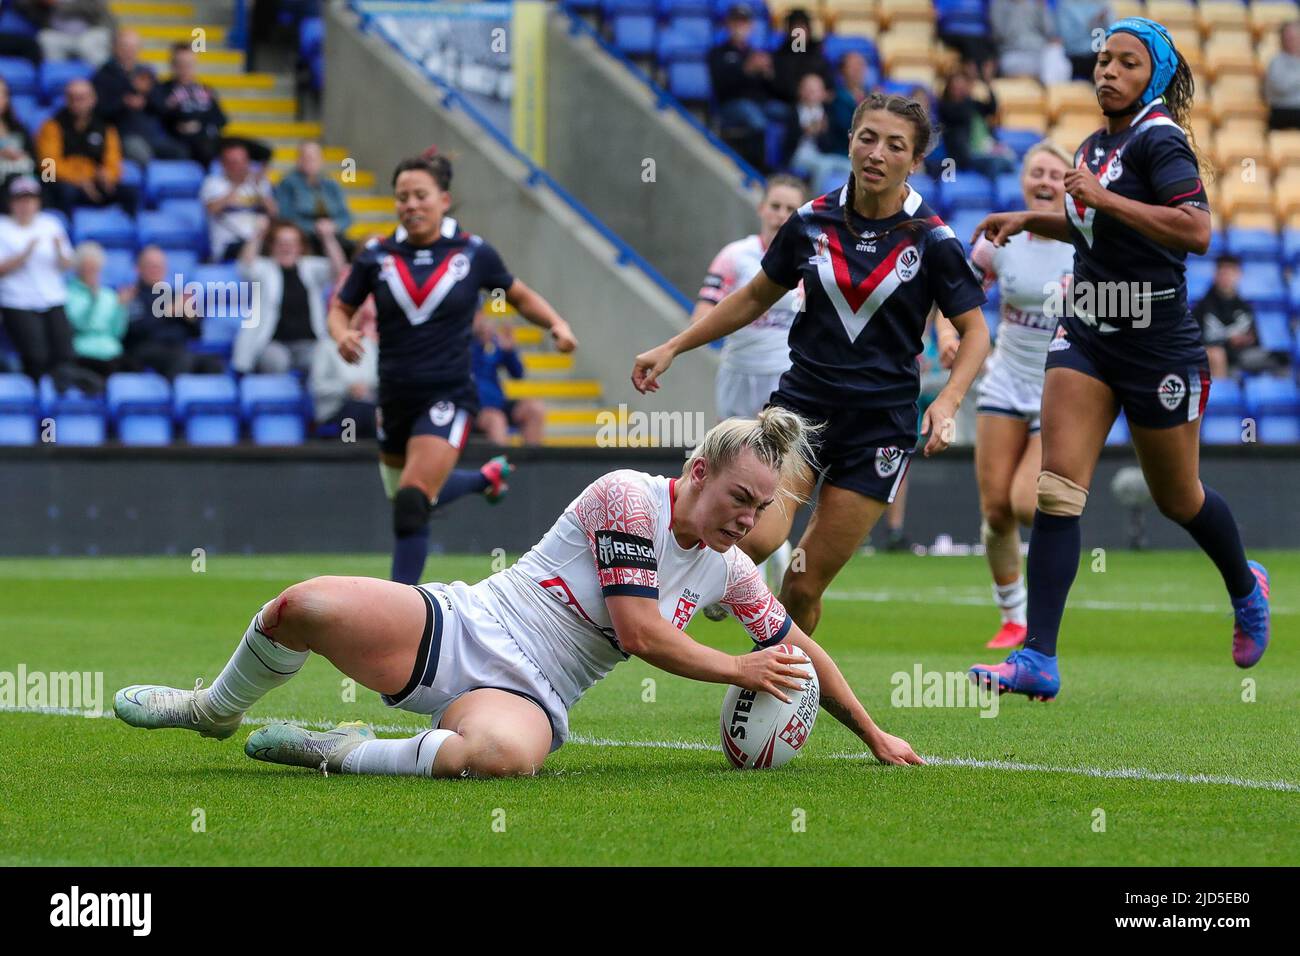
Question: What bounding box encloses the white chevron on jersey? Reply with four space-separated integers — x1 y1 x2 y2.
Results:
379 246 474 326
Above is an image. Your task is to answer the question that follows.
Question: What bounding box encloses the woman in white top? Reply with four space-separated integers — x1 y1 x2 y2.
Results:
937 142 1075 649
0 175 81 386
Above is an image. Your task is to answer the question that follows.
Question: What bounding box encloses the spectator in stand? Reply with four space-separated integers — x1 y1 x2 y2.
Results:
17 0 112 66
1055 0 1112 81
0 175 91 390
0 77 38 197
708 4 787 171
65 239 129 377
232 215 344 375
990 0 1063 82
1265 21 1300 131
275 141 354 257
1195 254 1279 378
771 8 834 106
156 41 227 166
37 78 135 213
92 29 184 164
308 315 377 438
121 244 221 377
938 66 1016 176
827 50 871 147
201 139 278 262
471 309 544 446
785 72 849 189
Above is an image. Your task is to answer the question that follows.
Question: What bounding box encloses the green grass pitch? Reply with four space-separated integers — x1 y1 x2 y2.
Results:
2 549 1296 866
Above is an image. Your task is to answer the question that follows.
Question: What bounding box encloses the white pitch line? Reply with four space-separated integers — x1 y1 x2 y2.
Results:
825 588 1296 616
5 705 1297 794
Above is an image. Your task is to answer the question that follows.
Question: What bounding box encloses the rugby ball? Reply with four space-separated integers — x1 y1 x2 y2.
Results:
720 643 819 769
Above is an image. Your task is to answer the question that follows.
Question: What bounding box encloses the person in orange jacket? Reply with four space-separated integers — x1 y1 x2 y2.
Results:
36 78 137 215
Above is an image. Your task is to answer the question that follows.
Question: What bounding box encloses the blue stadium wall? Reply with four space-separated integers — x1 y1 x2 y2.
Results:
2 445 1297 556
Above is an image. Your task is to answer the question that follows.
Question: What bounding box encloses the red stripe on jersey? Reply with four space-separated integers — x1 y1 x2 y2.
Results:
823 228 909 313
1197 368 1211 419
390 251 455 308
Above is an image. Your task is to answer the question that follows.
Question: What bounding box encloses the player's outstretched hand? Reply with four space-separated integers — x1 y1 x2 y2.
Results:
970 211 1028 247
920 395 957 457
869 730 926 766
733 647 809 705
336 329 365 364
631 343 675 393
551 320 578 353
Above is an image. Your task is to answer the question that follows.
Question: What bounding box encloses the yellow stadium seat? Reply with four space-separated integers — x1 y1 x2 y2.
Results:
1274 176 1300 219
876 31 936 70
877 0 936 29
1212 130 1264 170
1209 78 1268 123
1198 1 1249 35
1267 130 1300 174
1257 31 1281 65
1046 81 1100 120
832 14 880 39
1226 209 1280 230
822 0 876 11
1146 1 1199 33
1203 39 1262 81
884 19 935 42
1052 118 1104 150
1111 1 1146 20
1217 174 1274 216
889 62 936 89
1249 0 1298 41
1000 110 1048 134
991 77 1045 113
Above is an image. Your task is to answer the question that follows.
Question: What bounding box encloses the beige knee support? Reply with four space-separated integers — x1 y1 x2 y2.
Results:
1037 471 1088 517
379 463 403 500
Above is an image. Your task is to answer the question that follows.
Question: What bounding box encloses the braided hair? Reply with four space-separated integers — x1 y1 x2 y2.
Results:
841 92 936 241
1161 51 1212 180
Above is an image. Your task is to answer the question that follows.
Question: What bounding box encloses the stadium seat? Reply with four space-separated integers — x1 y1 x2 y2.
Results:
1244 374 1300 416
657 0 712 15
1290 274 1300 312
1224 228 1281 262
0 57 38 97
996 128 1045 159
939 173 994 214
666 60 710 102
1238 262 1287 309
906 173 937 202
162 249 200 282
0 9 37 36
119 159 144 195
1200 414 1244 444
945 209 991 249
1186 257 1216 302
72 207 136 250
822 35 879 71
39 60 93 102
101 248 136 289
601 0 656 14
611 15 656 57
993 172 1022 210
1258 414 1300 444
174 374 240 445
137 208 205 255
106 372 172 445
656 16 712 62
144 160 206 205
1279 228 1300 267
240 374 306 446
38 376 106 446
1254 311 1294 354
0 372 37 445
1204 378 1245 418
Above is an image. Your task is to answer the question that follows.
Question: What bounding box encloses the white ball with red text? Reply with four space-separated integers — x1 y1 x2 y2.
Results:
720 643 818 769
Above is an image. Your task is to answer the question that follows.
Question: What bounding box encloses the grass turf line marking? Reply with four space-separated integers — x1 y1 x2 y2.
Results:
7 705 1298 793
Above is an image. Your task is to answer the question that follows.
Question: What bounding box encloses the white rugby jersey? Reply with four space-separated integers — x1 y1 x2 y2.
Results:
699 235 802 376
969 232 1074 384
476 469 793 710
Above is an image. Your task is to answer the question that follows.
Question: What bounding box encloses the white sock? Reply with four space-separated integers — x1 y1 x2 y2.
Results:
205 603 310 718
760 539 793 592
993 578 1027 626
341 729 456 777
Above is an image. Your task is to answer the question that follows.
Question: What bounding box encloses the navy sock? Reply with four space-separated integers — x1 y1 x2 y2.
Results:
1023 511 1082 657
432 468 488 511
1180 485 1254 600
391 532 428 585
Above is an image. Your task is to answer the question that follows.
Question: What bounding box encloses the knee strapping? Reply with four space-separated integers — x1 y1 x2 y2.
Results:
379 463 403 500
1037 471 1088 517
393 486 432 538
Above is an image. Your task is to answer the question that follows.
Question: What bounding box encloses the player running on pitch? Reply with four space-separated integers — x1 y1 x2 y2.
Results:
934 142 1075 649
968 17 1271 700
329 154 578 585
114 410 923 777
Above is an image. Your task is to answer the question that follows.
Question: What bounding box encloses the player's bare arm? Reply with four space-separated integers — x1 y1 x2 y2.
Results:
505 278 578 352
922 306 989 457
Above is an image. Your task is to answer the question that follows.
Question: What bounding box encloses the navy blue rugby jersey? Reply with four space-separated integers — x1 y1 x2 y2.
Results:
760 183 986 407
1064 100 1209 354
337 228 514 393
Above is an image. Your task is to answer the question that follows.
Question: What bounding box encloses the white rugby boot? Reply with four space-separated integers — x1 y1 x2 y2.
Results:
114 680 244 740
244 721 375 774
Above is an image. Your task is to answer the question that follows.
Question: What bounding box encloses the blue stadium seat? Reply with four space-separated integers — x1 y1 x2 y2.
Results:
241 374 306 445
1258 414 1300 444
1281 229 1300 268
1254 311 1293 354
101 248 136 289
0 57 38 97
937 12 990 38
119 159 144 195
1238 262 1287 309
816 166 847 195
562 0 602 11
1244 374 1300 415
939 173 995 214
1224 228 1281 263
1290 274 1300 312
601 0 656 14
72 207 136 250
161 249 200 281
144 160 206 205
1205 229 1226 260
1203 377 1244 418
612 14 657 56
0 373 37 445
945 209 991 249
658 0 712 15
996 128 1043 159
822 35 877 70
38 376 106 445
1105 414 1129 446
1185 256 1216 303
106 372 172 445
138 209 205 254
906 173 937 202
667 60 710 102
0 9 38 36
39 60 94 103
657 16 712 61
174 374 239 445
299 16 324 59
1200 414 1243 445
993 172 1022 210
